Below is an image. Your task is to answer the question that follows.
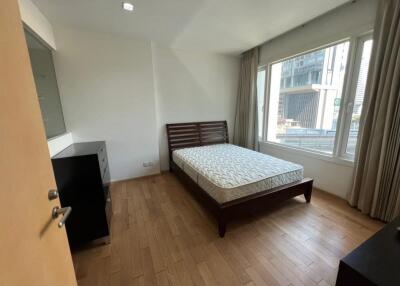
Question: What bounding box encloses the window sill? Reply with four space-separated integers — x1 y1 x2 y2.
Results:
259 141 354 168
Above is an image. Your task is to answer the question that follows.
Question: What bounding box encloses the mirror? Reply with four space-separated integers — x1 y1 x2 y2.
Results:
24 28 66 139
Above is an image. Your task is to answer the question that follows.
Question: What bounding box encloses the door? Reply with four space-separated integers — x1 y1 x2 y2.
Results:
0 0 77 285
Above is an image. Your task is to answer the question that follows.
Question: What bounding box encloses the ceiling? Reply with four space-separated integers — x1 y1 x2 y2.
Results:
31 0 350 55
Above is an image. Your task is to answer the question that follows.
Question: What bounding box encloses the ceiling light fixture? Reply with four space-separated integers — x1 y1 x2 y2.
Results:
122 2 134 12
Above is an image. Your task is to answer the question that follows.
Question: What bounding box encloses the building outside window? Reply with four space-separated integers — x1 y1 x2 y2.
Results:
267 42 349 153
258 36 373 160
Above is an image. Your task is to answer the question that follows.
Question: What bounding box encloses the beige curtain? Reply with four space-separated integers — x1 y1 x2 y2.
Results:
233 47 259 150
348 0 400 221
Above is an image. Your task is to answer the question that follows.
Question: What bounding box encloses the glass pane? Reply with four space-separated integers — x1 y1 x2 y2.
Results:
24 29 67 139
267 42 350 153
257 70 266 138
346 39 373 154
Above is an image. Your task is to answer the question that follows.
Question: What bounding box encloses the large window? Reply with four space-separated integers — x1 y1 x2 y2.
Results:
259 36 373 160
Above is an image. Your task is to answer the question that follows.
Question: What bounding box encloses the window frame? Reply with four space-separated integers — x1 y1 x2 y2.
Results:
259 32 373 162
257 69 267 140
336 34 373 159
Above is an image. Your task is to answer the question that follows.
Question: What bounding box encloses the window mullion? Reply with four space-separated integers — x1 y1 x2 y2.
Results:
262 68 268 141
263 65 272 142
340 34 373 158
334 36 358 158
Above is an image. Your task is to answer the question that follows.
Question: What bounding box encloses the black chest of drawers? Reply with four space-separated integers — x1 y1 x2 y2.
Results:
336 216 400 286
52 141 112 248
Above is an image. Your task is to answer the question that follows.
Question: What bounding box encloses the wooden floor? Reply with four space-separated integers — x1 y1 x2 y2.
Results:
72 173 383 286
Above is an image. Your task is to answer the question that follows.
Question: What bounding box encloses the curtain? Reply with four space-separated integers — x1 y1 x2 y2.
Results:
233 47 259 150
348 0 400 221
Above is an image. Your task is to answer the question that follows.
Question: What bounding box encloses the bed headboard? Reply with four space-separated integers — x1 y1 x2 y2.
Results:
166 121 229 161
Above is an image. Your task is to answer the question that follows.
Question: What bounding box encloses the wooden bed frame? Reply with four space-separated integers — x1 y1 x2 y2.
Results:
166 120 313 237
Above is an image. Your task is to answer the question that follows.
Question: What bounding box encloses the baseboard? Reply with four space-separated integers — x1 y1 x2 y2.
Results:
110 172 162 184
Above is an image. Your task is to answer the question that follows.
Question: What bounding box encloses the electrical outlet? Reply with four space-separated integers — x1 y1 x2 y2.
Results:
142 161 154 167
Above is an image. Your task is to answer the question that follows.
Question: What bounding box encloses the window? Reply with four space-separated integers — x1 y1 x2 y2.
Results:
257 70 266 138
24 29 66 139
259 35 373 160
267 41 350 153
345 39 373 155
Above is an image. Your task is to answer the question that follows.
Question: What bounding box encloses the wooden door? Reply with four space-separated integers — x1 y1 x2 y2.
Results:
0 0 77 285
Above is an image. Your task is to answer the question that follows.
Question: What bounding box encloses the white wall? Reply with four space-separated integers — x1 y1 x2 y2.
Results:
152 44 240 170
53 28 160 181
258 0 377 198
260 143 353 198
20 0 240 181
18 0 56 49
20 0 375 193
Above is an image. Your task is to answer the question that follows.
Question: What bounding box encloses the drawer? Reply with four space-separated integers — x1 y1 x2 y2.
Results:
102 165 110 184
98 145 106 156
101 161 108 178
98 154 109 181
98 145 106 159
98 150 108 171
105 192 112 227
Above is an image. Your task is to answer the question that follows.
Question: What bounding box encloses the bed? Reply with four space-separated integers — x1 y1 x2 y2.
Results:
166 121 313 237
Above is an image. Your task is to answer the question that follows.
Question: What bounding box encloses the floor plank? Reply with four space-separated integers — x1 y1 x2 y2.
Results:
73 173 383 286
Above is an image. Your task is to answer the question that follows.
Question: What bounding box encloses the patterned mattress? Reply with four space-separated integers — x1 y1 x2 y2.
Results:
172 144 303 203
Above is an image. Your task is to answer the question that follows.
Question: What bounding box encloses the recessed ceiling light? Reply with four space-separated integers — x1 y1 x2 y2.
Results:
122 2 134 12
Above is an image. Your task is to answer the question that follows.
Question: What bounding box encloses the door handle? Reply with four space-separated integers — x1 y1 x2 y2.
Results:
52 206 72 228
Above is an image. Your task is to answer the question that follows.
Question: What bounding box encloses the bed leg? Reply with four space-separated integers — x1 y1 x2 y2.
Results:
304 188 312 203
218 220 227 238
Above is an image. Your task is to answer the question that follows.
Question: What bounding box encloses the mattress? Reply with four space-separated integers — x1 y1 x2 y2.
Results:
172 144 304 204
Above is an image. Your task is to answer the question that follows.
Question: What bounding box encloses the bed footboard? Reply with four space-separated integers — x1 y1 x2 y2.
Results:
171 160 313 237
217 178 313 237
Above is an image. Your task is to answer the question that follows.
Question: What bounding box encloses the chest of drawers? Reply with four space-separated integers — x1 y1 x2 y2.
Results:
52 141 111 248
336 216 400 286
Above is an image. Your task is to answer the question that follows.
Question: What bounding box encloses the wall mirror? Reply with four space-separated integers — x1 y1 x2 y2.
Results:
24 28 66 139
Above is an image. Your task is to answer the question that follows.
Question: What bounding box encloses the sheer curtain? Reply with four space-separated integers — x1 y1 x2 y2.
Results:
348 0 400 221
233 47 259 150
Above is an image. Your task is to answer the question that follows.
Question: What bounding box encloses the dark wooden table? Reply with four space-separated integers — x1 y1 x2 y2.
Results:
336 216 400 286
